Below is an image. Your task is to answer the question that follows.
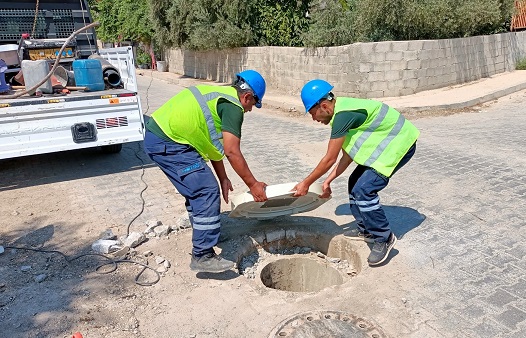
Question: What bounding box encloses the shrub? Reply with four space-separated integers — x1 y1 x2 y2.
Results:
516 57 526 70
302 0 357 47
304 0 515 46
147 0 516 49
256 1 310 47
136 49 151 66
351 0 511 42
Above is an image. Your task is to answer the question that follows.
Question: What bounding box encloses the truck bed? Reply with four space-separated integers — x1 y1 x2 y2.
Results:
0 47 144 160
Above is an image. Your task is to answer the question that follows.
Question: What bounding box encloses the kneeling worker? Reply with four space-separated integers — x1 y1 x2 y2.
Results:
293 79 419 266
144 70 268 273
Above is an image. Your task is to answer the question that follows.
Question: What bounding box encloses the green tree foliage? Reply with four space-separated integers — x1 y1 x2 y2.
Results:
302 0 357 47
149 0 255 50
90 0 156 66
118 0 155 44
91 0 154 44
96 0 515 50
148 0 309 50
256 1 310 46
352 0 510 41
147 0 174 49
89 0 118 42
303 0 515 47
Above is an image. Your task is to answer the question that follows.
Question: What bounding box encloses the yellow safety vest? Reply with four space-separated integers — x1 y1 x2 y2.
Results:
331 97 420 177
151 85 243 161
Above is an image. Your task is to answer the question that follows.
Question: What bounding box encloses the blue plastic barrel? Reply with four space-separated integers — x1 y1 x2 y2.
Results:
72 59 105 91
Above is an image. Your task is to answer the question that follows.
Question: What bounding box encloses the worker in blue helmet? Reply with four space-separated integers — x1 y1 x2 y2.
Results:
143 69 268 273
293 79 420 266
236 70 266 108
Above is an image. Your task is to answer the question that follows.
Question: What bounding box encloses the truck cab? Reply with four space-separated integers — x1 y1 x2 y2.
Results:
0 0 98 62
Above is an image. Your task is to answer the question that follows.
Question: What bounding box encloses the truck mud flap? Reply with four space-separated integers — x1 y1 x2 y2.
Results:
71 122 97 143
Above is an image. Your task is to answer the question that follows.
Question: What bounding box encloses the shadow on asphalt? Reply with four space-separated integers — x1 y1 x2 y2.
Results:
1 222 139 338
9 223 55 247
334 204 426 240
368 248 399 267
0 140 156 192
0 115 159 192
195 270 240 280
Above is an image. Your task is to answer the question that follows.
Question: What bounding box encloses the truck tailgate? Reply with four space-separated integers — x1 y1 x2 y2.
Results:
0 90 143 159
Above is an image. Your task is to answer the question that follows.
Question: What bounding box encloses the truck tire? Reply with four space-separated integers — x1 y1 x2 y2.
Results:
100 144 123 154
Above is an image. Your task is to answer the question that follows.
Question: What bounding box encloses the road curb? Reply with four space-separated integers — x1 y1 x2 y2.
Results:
137 69 526 113
395 81 526 111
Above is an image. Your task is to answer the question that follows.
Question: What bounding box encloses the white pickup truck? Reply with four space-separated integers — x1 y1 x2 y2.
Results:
0 46 144 159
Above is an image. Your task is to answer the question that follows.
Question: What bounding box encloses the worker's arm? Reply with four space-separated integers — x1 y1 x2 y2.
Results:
210 159 233 203
223 131 268 202
320 150 353 198
293 136 346 197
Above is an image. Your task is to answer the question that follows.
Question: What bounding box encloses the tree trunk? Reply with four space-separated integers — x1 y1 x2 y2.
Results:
147 43 156 70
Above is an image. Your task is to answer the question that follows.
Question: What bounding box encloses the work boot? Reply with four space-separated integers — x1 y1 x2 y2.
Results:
367 233 397 266
190 252 235 273
343 228 374 243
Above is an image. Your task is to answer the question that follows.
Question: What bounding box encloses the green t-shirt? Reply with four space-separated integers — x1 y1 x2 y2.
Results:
330 110 367 139
146 98 244 140
217 99 244 138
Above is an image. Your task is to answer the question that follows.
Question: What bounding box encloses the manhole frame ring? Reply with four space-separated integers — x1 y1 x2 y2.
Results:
234 228 366 293
268 310 387 338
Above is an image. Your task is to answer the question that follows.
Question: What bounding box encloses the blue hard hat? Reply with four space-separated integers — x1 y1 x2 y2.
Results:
301 79 334 112
236 69 266 108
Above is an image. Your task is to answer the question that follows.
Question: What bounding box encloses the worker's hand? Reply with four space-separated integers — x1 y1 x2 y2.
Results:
320 181 332 198
220 177 234 203
292 181 309 197
249 181 268 202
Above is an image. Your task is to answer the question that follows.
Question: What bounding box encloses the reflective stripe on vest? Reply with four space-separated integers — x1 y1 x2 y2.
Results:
348 103 407 168
334 97 419 177
187 87 242 156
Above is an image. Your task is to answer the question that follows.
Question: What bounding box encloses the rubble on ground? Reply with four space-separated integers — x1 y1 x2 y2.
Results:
91 239 121 254
239 246 357 280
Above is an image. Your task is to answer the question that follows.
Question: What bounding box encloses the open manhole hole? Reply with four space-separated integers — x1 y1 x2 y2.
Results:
234 228 363 292
261 257 344 292
268 310 387 338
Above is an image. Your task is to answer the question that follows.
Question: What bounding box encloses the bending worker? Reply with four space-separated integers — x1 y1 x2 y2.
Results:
144 70 268 273
293 79 419 266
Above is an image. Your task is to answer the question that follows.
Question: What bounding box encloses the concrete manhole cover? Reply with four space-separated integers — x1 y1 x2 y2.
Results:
268 311 387 338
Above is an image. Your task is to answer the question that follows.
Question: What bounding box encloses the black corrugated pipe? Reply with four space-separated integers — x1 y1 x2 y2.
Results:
88 54 122 88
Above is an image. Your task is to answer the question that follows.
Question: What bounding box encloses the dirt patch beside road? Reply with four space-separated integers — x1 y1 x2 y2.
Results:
0 145 189 337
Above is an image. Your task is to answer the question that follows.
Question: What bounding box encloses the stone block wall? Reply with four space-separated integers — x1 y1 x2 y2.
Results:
165 31 526 98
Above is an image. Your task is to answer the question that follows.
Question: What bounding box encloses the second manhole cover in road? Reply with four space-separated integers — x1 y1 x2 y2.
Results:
268 310 387 338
